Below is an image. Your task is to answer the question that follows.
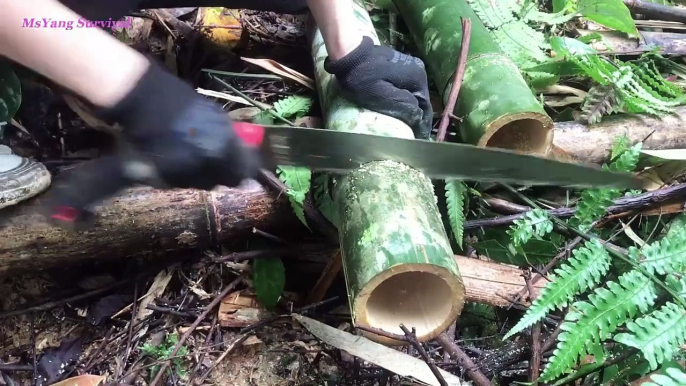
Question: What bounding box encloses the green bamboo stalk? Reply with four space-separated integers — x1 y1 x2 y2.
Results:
309 1 465 344
394 0 554 155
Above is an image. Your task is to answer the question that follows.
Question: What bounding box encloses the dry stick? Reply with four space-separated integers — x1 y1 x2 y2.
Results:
464 183 686 230
148 274 244 386
252 227 288 245
623 0 686 23
524 272 542 383
0 364 32 372
541 315 564 353
435 333 491 386
436 18 472 142
195 333 251 384
355 325 408 342
399 324 448 386
189 316 218 383
121 283 138 380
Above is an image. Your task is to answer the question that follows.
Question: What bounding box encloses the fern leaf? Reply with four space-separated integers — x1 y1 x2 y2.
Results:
273 95 312 119
608 141 642 173
642 367 686 386
540 270 658 381
312 174 338 226
276 166 312 229
611 134 631 161
614 302 686 371
445 180 467 248
507 209 553 249
632 222 686 276
466 0 518 29
504 239 612 339
580 85 622 124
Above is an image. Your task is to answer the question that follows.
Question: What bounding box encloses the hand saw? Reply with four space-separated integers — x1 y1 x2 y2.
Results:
233 122 644 189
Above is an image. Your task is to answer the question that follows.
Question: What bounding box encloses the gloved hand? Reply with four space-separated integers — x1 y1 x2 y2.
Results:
324 36 433 139
41 61 262 230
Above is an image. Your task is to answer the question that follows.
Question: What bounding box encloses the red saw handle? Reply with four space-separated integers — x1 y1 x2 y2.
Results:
232 122 265 148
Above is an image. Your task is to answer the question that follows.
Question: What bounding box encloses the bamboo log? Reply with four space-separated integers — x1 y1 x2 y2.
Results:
553 105 686 164
0 181 298 274
394 0 554 155
309 1 465 345
577 29 686 55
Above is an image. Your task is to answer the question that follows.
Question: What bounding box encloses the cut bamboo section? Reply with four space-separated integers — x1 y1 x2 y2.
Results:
308 1 465 345
394 0 554 155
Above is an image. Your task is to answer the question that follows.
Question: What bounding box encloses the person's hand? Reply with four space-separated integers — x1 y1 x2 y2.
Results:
39 61 261 230
97 61 261 191
324 36 433 139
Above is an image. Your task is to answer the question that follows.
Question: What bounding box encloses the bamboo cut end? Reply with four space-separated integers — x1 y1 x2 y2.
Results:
480 112 554 156
354 264 466 346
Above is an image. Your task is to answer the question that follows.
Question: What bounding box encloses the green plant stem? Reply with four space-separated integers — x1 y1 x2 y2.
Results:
202 68 283 80
208 75 295 126
501 184 686 309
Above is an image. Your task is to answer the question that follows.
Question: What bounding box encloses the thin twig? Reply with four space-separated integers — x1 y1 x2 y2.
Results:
464 182 686 230
400 325 448 386
435 333 491 386
0 365 32 372
121 283 138 379
195 333 251 383
436 18 472 142
212 244 329 263
354 325 407 342
209 75 295 126
541 317 563 353
148 274 244 386
30 313 36 386
252 227 288 245
190 316 217 382
524 272 542 383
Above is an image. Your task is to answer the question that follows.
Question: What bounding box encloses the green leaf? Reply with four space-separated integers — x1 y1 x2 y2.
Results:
0 60 21 123
614 302 686 371
312 174 338 226
277 166 312 229
550 37 597 56
641 366 686 386
445 180 467 248
577 0 638 36
504 239 612 340
252 257 285 310
611 134 631 161
273 95 312 119
507 208 554 250
472 238 556 266
541 270 658 381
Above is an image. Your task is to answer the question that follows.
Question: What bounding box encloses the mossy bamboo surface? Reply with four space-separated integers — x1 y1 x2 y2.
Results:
395 0 554 155
309 0 465 344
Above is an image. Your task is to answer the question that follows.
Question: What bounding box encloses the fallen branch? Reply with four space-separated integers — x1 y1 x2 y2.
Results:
623 0 686 23
553 105 686 164
436 333 491 386
436 18 472 142
464 183 686 229
401 324 449 386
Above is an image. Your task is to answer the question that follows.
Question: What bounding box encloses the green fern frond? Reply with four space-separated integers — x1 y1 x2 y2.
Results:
611 134 631 161
312 174 338 226
276 166 312 229
568 141 641 231
491 23 550 68
445 180 468 248
580 85 622 125
273 95 312 119
631 222 686 276
541 270 658 381
466 0 519 29
507 208 553 249
642 367 686 386
503 239 612 339
553 38 686 117
614 302 686 371
666 274 686 298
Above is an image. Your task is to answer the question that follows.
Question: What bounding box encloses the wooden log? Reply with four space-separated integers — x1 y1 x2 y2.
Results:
576 29 686 55
552 105 686 164
0 180 299 274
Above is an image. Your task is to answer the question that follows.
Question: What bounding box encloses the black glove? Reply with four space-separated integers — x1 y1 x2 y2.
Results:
40 62 261 230
324 36 433 139
97 61 261 190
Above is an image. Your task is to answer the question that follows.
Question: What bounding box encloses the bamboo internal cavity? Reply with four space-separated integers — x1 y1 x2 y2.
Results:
364 271 454 337
483 118 552 153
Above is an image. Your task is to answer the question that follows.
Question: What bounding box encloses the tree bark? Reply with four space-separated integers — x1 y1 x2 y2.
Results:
552 105 686 164
0 181 299 274
309 0 465 345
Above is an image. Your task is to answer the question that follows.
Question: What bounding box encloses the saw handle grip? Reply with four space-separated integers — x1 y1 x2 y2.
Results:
232 122 265 148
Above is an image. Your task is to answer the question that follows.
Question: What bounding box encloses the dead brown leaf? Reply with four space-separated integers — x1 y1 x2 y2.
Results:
241 57 315 90
50 374 106 386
